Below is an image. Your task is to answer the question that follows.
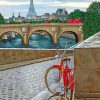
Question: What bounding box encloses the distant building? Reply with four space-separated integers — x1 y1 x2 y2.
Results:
51 8 68 20
15 13 23 22
6 13 25 23
18 13 21 19
5 8 68 23
12 13 16 21
5 13 16 23
34 16 48 22
44 13 50 17
49 16 57 20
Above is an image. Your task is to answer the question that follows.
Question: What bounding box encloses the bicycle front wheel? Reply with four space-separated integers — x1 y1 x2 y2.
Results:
45 66 64 95
47 93 65 100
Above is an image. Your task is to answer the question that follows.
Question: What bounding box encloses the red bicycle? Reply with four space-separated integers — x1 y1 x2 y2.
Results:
45 42 74 100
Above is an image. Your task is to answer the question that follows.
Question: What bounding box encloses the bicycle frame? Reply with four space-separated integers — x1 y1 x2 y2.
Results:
50 58 74 99
56 41 75 92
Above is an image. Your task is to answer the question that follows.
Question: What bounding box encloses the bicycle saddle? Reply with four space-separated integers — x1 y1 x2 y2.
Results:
62 57 71 61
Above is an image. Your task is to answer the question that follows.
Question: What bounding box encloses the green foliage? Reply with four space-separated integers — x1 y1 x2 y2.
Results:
87 1 100 13
49 19 62 23
36 20 46 23
21 20 27 24
0 13 5 24
61 20 68 23
83 1 100 39
9 21 21 24
8 19 36 24
25 20 36 24
68 9 85 21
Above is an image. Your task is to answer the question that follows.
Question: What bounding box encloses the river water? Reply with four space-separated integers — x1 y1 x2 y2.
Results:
0 34 76 49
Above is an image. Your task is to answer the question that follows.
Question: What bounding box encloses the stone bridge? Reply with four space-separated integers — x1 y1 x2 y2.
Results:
0 23 83 46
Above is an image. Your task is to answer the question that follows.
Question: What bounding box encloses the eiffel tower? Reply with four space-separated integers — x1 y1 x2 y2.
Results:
26 0 37 19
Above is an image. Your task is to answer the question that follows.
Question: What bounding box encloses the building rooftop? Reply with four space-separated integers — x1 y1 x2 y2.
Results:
76 31 100 48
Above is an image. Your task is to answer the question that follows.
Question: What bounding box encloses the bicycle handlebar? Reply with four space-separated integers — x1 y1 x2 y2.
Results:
56 41 72 59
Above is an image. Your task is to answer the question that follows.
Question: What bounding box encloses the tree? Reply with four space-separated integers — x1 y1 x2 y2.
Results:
0 13 5 24
83 1 100 39
49 19 62 23
68 9 85 21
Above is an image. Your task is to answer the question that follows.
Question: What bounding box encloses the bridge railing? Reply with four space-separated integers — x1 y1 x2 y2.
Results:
0 23 83 27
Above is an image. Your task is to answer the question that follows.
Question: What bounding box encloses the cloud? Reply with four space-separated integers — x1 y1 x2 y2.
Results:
0 0 97 8
0 0 62 6
90 0 100 1
0 0 52 6
47 2 91 8
15 10 28 12
0 1 29 5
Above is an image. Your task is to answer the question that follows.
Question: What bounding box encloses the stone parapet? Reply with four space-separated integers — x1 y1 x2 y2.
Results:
0 50 56 65
0 49 73 70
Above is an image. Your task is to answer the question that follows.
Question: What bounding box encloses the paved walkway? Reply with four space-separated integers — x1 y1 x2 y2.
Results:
0 56 74 100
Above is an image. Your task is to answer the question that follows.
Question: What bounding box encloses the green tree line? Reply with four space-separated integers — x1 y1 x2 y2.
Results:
0 13 5 24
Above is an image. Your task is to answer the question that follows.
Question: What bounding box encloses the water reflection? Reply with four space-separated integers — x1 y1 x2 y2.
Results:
0 32 76 49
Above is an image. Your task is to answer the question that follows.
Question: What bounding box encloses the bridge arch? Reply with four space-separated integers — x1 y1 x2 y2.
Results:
28 30 55 48
0 31 24 45
0 31 23 39
58 31 78 49
29 30 53 43
58 31 79 43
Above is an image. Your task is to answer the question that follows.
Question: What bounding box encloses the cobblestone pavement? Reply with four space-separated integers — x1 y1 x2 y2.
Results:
0 56 74 100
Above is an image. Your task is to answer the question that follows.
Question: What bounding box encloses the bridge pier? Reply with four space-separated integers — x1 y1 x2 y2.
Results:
51 33 58 45
0 36 2 41
77 32 83 42
23 33 29 46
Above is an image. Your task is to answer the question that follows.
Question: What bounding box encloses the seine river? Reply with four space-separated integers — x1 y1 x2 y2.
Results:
0 34 76 49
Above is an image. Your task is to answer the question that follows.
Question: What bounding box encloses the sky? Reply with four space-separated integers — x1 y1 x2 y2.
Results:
0 0 99 18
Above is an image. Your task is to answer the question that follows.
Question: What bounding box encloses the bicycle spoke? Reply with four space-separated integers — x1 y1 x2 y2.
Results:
45 67 64 94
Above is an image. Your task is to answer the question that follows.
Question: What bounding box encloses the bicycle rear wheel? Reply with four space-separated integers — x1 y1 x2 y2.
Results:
45 66 64 95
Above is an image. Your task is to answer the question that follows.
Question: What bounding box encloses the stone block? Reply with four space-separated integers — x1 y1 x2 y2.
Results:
75 70 100 93
74 48 100 70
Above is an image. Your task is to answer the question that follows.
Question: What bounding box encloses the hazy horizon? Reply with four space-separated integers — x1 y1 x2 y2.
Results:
0 0 99 18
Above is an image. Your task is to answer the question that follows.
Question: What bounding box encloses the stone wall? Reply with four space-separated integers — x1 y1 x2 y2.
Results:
0 49 73 70
0 50 57 65
74 32 100 99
